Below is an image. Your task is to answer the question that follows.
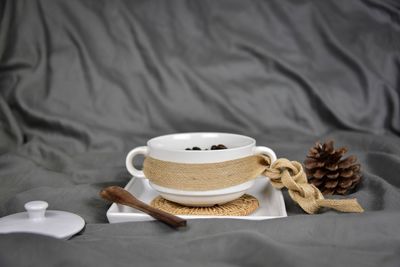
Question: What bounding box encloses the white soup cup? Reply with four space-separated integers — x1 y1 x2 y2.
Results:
126 132 276 206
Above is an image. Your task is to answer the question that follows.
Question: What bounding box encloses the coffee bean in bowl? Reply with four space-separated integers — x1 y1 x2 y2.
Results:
212 144 227 150
185 144 227 151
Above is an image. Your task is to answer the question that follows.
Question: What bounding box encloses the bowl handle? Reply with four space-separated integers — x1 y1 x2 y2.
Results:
126 146 148 178
253 146 277 164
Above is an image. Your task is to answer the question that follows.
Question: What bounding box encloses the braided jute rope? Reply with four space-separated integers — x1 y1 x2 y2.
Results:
143 155 364 214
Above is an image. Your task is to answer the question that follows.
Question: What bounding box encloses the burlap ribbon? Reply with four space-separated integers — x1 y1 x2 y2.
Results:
143 155 364 214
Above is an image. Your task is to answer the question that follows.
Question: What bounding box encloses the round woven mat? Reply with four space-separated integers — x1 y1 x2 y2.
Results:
150 194 259 216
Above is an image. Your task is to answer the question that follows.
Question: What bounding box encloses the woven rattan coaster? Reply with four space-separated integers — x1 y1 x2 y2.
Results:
150 194 259 216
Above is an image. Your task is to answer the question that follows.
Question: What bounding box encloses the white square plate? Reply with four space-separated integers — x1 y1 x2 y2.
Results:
106 177 287 223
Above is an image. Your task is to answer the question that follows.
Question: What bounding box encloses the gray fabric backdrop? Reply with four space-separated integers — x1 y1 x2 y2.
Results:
1 0 400 266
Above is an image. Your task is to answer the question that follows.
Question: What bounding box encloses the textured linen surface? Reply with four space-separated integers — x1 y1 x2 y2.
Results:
1 0 400 266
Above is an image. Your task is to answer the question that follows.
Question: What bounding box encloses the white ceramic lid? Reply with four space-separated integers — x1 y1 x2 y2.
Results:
0 201 85 239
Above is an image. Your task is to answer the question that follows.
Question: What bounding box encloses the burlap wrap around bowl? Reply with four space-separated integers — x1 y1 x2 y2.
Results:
143 154 270 191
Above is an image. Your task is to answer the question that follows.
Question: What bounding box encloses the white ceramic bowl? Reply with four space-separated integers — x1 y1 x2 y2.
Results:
126 133 276 206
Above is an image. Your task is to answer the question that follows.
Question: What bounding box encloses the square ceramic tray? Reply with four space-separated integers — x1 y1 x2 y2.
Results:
106 177 287 223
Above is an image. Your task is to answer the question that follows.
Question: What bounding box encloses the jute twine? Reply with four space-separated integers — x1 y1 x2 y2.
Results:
144 155 267 191
143 155 364 214
151 194 259 216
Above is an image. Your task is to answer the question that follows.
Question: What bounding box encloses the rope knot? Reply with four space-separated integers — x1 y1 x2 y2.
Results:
261 157 363 214
264 158 307 195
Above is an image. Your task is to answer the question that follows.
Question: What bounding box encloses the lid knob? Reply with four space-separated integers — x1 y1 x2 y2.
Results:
24 201 48 221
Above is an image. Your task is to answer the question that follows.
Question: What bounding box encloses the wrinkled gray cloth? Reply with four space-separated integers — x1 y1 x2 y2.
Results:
1 0 400 266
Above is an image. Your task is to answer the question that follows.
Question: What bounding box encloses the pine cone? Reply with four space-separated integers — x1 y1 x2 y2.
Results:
304 140 362 195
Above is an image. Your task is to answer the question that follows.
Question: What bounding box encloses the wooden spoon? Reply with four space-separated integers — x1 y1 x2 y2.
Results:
100 186 187 228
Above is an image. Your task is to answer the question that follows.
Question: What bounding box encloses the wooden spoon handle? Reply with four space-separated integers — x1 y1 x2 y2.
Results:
100 186 186 228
